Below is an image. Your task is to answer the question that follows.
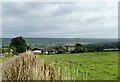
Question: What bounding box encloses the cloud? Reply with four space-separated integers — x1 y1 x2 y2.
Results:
0 2 2 38
2 0 119 2
2 2 118 38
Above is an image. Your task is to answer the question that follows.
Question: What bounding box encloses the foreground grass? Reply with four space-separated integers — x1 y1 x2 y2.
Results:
3 51 55 80
37 52 118 80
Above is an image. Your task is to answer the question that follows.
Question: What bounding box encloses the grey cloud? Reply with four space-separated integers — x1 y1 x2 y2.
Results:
2 2 118 38
0 3 2 37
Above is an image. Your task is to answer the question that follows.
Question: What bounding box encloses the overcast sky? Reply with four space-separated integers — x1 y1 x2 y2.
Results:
2 2 118 38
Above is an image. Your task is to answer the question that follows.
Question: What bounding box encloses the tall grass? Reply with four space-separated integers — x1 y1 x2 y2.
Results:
37 52 118 80
40 57 88 80
53 62 88 80
3 51 55 80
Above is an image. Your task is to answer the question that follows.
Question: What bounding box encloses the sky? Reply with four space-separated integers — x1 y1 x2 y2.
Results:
2 1 118 38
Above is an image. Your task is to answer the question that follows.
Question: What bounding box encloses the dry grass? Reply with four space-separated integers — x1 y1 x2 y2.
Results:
3 51 55 80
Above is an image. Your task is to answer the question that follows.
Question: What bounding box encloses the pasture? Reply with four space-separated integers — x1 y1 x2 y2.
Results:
37 52 118 80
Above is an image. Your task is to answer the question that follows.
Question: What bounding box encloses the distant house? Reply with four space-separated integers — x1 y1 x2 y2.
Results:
32 48 43 54
54 45 71 54
33 50 42 54
54 47 65 54
45 48 55 55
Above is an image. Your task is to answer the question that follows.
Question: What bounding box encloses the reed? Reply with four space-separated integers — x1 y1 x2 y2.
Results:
3 51 55 80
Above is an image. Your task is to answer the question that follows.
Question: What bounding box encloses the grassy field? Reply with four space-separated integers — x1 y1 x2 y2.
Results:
0 56 14 62
37 52 118 80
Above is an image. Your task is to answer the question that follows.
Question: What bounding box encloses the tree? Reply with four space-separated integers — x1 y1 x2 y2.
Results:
72 43 87 53
75 43 82 47
118 41 120 50
95 45 104 52
10 36 27 53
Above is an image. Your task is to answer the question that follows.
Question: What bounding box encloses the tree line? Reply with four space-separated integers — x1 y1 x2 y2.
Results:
71 43 104 53
7 36 119 55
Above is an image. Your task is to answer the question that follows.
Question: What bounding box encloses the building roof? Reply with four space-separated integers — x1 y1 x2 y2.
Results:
33 50 42 53
32 48 43 51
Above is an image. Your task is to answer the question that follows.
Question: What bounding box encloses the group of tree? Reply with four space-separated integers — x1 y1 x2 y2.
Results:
71 43 104 53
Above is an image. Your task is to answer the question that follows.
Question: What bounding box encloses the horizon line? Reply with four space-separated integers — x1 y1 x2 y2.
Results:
2 37 118 39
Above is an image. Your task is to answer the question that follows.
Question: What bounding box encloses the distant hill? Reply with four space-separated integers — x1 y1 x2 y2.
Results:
2 38 118 46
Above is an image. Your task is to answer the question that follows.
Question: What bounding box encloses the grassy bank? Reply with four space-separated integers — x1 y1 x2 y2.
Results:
0 56 14 62
37 52 118 80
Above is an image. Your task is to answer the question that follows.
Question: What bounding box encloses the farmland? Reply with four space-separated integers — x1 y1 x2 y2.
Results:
37 51 118 80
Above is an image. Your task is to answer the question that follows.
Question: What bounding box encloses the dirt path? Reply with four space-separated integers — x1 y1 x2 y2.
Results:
0 55 20 81
2 56 19 66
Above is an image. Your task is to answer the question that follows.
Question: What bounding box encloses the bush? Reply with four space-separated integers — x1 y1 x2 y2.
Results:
2 49 7 54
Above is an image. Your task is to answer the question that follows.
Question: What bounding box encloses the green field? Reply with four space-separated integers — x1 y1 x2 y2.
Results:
37 52 118 80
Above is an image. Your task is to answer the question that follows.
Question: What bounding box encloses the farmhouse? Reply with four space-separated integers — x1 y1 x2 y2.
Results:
45 48 55 55
32 48 43 54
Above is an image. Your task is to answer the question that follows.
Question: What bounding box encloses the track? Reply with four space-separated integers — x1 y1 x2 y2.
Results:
0 55 20 81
